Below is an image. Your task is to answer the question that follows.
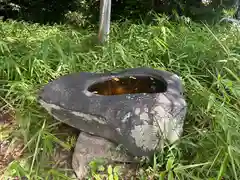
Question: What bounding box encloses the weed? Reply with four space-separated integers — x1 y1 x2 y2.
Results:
0 16 240 179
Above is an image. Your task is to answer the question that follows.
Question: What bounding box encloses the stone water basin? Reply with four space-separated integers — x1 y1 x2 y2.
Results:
38 67 187 179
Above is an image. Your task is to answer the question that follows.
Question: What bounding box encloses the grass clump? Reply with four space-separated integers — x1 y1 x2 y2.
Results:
0 15 240 179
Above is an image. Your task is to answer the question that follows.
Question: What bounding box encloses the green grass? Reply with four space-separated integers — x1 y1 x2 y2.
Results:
0 14 240 179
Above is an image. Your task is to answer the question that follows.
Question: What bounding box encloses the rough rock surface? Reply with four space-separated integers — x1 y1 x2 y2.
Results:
72 132 136 179
38 67 187 158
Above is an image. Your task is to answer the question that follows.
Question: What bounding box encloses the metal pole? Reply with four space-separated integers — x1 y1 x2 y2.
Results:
98 0 112 44
235 0 240 19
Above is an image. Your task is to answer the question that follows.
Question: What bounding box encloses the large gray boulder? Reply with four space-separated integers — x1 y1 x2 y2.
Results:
38 67 187 157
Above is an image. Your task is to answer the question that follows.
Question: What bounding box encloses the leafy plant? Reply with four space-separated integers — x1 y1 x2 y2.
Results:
0 14 240 179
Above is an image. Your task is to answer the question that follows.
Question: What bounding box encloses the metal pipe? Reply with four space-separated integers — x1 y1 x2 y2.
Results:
98 0 112 44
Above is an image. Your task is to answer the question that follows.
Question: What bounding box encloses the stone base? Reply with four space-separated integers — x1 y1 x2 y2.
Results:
72 132 136 179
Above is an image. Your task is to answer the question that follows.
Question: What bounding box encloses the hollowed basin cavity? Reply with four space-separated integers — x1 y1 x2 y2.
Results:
87 75 167 96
